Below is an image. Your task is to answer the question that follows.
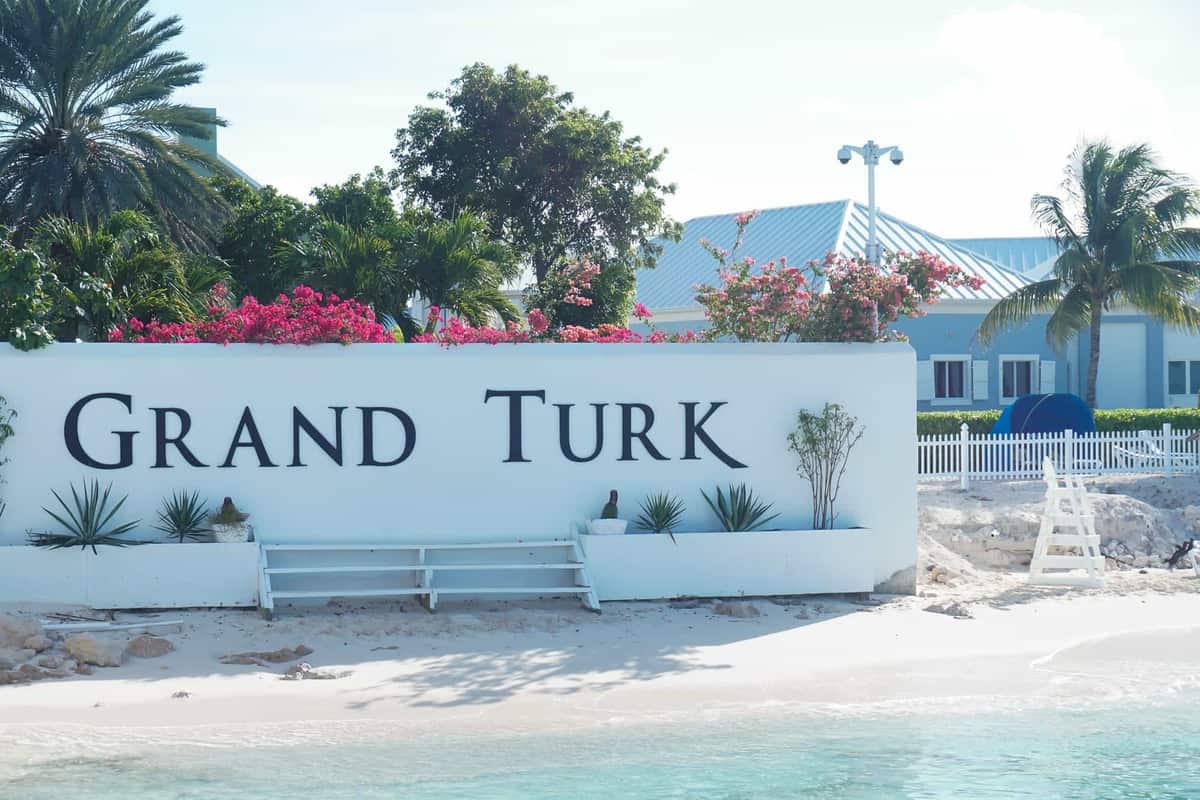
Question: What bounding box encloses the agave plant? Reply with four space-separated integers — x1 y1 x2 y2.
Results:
154 490 210 543
635 492 686 542
701 484 779 532
28 480 141 553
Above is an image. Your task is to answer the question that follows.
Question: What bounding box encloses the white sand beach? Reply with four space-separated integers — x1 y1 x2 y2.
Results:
1 477 1198 743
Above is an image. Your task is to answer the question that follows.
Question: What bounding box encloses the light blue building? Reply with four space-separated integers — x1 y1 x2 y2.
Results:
179 107 260 189
635 200 1195 410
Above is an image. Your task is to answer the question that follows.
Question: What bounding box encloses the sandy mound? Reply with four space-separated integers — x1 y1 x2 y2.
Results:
920 475 1199 573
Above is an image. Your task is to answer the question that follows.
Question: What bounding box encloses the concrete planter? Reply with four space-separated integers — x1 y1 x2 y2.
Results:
579 529 873 601
0 542 259 608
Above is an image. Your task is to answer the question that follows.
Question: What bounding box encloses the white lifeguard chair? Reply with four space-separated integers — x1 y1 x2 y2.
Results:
1028 457 1104 588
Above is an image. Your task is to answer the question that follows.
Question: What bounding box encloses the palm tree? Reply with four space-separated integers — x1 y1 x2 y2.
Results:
281 217 415 323
978 142 1200 407
32 210 230 339
0 0 228 249
400 212 520 332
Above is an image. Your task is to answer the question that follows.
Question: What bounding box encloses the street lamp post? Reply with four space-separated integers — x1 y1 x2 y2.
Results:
837 140 904 266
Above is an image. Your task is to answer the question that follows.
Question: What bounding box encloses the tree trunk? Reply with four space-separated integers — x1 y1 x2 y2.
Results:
1085 307 1103 409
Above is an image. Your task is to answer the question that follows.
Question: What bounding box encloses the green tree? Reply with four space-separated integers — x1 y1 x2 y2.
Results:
391 63 681 284
212 176 313 300
978 142 1200 407
281 217 413 325
0 0 229 249
311 168 398 230
400 212 519 331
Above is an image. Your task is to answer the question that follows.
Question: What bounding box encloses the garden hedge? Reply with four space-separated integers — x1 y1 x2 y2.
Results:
917 408 1200 436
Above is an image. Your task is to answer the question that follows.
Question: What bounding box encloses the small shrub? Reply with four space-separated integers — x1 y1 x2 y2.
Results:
787 403 865 529
916 408 1200 436
29 480 141 553
916 411 1002 436
701 484 779 532
0 395 13 480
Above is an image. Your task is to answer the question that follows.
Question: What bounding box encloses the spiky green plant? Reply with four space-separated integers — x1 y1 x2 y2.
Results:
701 484 779 532
28 479 141 553
635 492 686 543
153 490 209 543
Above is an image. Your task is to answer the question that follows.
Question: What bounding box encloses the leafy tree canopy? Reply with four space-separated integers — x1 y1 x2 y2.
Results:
212 175 314 301
391 63 681 284
311 168 399 231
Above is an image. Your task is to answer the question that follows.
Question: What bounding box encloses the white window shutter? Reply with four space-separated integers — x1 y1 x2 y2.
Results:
917 361 934 402
1039 360 1056 394
973 360 989 400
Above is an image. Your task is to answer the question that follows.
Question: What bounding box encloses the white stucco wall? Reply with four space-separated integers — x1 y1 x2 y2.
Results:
0 342 917 592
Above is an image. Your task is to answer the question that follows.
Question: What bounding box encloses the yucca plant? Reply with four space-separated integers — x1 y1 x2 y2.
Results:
635 492 686 542
701 484 779 532
28 480 141 553
154 490 210 543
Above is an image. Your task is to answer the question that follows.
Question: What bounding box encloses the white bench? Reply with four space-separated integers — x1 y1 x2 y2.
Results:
258 541 599 616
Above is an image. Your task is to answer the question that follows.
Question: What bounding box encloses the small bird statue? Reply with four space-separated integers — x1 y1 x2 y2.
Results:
600 489 619 520
216 496 250 524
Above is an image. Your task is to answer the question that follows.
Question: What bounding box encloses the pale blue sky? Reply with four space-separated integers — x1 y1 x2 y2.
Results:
154 0 1200 237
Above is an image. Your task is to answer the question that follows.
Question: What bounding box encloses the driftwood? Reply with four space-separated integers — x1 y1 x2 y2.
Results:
219 644 313 667
1165 539 1195 571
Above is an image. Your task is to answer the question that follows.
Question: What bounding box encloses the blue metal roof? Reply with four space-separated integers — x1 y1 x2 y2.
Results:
636 200 1032 310
949 237 1059 274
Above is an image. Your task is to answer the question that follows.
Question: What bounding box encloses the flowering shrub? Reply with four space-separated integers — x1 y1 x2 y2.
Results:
803 252 984 342
413 302 696 346
108 285 389 344
694 256 814 342
694 213 985 342
411 257 697 346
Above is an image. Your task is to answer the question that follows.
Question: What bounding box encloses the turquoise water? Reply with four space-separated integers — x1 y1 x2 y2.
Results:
2 699 1199 799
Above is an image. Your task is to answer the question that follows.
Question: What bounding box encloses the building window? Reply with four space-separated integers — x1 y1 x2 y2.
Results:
932 356 969 403
1166 360 1200 396
1000 356 1038 402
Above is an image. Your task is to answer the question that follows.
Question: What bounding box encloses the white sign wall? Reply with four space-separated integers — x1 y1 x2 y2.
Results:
0 342 917 591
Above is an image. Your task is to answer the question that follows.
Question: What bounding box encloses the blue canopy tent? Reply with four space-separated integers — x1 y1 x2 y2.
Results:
991 394 1095 435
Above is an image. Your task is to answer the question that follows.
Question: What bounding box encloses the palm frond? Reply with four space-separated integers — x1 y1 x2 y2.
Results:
976 278 1065 345
1044 284 1093 345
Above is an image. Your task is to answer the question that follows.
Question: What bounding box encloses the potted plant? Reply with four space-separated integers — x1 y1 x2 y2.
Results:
209 497 252 543
585 489 628 535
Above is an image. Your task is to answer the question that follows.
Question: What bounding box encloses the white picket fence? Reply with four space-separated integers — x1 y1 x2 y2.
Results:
918 423 1200 488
